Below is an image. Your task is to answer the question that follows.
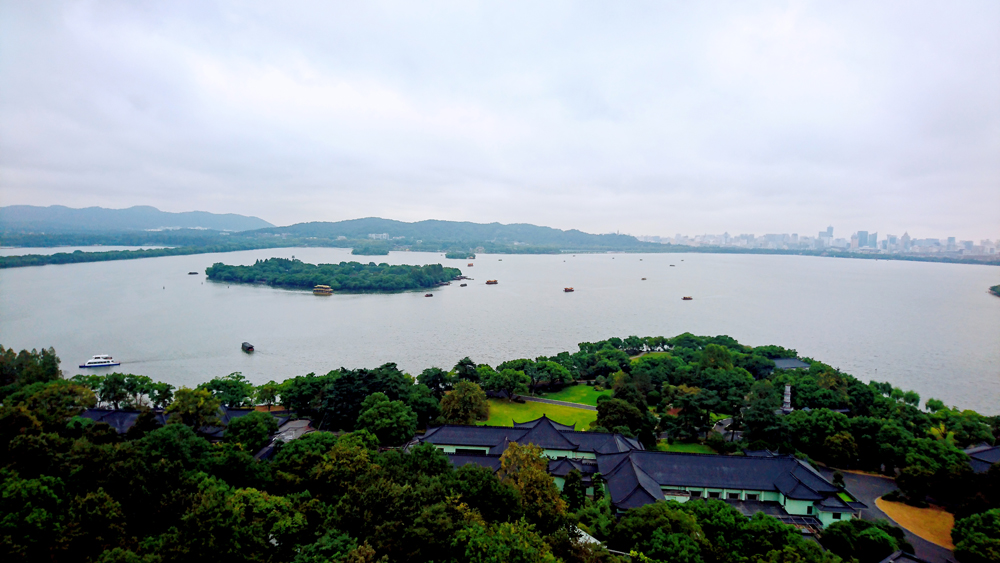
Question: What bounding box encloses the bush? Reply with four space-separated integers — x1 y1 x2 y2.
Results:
953 508 1000 563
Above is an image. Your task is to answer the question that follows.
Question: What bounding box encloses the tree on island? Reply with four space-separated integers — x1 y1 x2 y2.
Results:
356 392 417 447
440 380 489 424
226 410 279 452
166 387 222 429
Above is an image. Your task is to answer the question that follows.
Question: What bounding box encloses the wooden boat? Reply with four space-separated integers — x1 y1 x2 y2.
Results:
242 342 254 352
670 265 675 267
188 272 198 275
468 263 474 267
460 283 467 287
486 280 498 285
682 296 693 301
313 285 333 295
425 293 433 297
564 287 574 292
642 278 646 280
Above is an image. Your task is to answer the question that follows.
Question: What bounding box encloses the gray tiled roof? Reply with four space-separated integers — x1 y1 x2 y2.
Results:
418 417 642 455
596 451 860 512
514 414 575 431
964 444 1000 474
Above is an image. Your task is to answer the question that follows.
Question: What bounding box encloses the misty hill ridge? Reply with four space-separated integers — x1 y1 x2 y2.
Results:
0 205 274 232
262 217 649 248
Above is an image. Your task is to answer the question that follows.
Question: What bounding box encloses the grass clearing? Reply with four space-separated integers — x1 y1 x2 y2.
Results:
657 441 718 454
875 498 955 550
482 399 597 429
632 352 672 361
538 385 610 406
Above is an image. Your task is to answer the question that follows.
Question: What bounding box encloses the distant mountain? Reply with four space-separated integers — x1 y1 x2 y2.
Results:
256 217 653 250
0 205 274 233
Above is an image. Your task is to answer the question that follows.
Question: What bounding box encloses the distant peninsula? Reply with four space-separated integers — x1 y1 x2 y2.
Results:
991 284 1000 297
205 258 461 292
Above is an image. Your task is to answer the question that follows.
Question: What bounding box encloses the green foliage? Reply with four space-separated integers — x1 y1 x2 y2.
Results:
497 443 568 535
598 398 656 447
350 241 391 255
953 508 1000 563
483 368 530 399
562 469 586 512
0 237 285 269
356 392 417 446
197 372 255 408
165 387 222 429
820 519 910 563
225 411 279 452
206 258 460 292
457 519 557 563
0 345 62 401
417 367 453 399
440 381 489 424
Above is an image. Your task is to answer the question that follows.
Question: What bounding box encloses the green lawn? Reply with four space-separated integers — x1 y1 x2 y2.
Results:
631 351 672 361
482 399 597 429
657 441 718 454
537 385 610 407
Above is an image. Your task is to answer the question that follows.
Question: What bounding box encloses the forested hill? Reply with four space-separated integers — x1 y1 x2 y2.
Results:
254 217 655 251
206 258 461 292
0 205 273 233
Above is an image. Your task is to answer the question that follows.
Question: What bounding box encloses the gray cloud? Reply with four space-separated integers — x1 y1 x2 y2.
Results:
1 0 998 240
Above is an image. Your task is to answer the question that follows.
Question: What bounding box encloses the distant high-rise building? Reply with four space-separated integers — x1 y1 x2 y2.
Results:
901 232 911 251
869 232 877 248
827 226 834 237
857 231 869 248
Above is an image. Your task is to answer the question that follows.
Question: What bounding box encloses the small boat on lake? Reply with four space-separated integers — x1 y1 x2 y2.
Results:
564 287 574 292
425 293 433 297
460 283 467 287
79 355 120 369
468 263 474 267
242 342 254 352
188 272 198 275
682 296 693 301
486 280 498 285
642 278 646 280
313 285 333 295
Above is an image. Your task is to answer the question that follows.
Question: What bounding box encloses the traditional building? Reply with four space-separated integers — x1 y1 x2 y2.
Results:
415 415 865 530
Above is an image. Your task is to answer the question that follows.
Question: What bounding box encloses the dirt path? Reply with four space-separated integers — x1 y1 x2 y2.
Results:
521 396 597 411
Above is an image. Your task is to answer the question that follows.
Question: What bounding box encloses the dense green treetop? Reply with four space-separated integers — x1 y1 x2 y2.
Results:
205 258 460 292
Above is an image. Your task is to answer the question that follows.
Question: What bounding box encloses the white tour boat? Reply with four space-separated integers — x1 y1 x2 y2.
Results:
79 354 121 368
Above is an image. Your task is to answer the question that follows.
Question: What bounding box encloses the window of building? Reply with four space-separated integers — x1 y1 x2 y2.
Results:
454 448 485 455
806 506 813 515
690 490 703 498
708 492 721 499
727 493 740 500
746 494 759 501
833 513 842 520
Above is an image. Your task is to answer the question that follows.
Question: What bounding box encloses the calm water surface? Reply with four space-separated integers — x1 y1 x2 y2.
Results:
1 248 997 414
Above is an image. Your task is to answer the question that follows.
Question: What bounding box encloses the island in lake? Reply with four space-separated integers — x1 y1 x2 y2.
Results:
205 257 461 292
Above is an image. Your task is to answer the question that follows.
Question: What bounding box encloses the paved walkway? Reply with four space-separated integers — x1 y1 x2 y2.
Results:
816 467 955 563
521 396 597 411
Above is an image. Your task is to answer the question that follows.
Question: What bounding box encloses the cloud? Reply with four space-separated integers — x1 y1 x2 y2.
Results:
1 0 997 239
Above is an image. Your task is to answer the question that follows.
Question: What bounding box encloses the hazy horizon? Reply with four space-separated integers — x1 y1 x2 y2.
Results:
2 1 998 240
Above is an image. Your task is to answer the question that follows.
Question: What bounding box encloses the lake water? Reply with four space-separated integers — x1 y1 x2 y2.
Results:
1 247 997 414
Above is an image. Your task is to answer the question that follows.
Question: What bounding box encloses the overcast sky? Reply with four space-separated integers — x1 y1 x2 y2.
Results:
1 1 998 239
